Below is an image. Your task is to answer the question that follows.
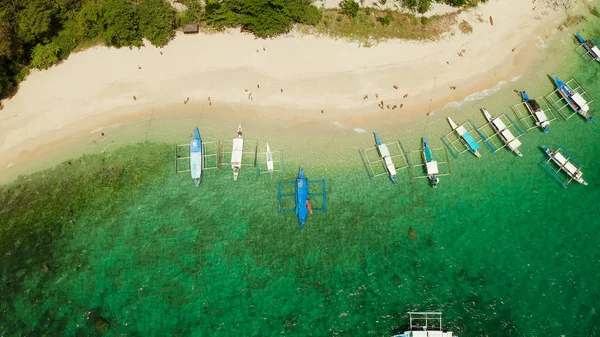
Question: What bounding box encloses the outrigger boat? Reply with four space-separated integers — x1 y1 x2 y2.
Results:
375 133 398 183
422 138 440 188
520 91 550 132
265 143 274 177
576 32 600 63
447 117 481 158
481 108 523 157
190 127 203 186
552 74 594 121
542 146 588 187
231 124 244 180
277 167 327 228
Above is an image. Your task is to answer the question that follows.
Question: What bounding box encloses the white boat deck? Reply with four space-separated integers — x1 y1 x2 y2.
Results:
492 118 507 131
553 151 579 177
571 93 589 112
231 138 244 168
591 45 600 58
534 110 548 123
378 144 397 176
455 125 468 136
426 161 439 175
410 331 453 337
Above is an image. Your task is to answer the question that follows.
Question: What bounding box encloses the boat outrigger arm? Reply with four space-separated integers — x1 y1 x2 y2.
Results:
375 133 398 183
231 124 244 180
481 108 523 157
447 117 481 158
520 91 550 132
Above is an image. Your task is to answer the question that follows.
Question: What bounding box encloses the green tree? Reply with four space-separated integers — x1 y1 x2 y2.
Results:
29 42 60 69
138 0 176 47
100 0 142 47
417 0 432 13
339 0 359 18
16 0 56 44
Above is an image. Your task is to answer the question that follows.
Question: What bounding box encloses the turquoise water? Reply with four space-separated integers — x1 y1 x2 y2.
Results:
3 20 600 337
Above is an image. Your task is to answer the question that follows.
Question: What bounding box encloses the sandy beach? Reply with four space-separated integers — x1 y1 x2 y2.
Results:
0 0 567 181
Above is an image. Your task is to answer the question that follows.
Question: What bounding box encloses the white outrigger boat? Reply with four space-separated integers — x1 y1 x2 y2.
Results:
422 138 440 188
542 146 588 187
375 133 398 183
447 117 481 158
265 143 275 177
481 108 523 157
520 91 550 132
231 125 244 180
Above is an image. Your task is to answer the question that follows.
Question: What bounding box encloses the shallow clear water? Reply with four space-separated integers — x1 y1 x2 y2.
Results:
2 19 600 337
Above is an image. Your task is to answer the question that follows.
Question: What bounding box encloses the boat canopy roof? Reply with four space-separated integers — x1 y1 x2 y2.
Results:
492 118 507 130
534 110 548 122
424 147 433 162
571 93 589 112
426 161 439 175
500 129 515 142
378 143 391 158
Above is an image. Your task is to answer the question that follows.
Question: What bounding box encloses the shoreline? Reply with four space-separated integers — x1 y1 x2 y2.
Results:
0 0 568 184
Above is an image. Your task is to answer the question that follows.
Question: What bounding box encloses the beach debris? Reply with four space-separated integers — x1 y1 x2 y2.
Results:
403 94 409 98
133 95 137 100
512 48 516 52
386 104 390 109
245 89 248 92
321 109 324 114
101 132 105 136
400 104 404 108
281 89 283 93
257 84 260 89
160 51 163 55
208 96 211 101
489 16 494 25
138 65 142 70
263 47 266 51
375 93 379 99
393 85 398 89
256 49 259 53
408 226 418 241
363 94 368 100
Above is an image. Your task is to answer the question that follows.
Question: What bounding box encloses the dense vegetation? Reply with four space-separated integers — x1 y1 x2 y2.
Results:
0 0 487 100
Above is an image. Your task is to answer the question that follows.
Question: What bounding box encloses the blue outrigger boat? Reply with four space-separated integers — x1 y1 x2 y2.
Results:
447 117 481 157
190 127 203 186
576 32 600 63
520 91 550 132
552 74 594 121
277 167 326 228
422 138 440 188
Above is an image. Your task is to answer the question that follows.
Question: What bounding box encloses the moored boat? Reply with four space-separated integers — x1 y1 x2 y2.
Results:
296 167 312 228
422 137 439 188
447 117 481 157
520 91 549 132
374 133 398 183
552 74 594 121
190 127 203 186
266 143 274 177
231 125 244 180
481 108 523 157
576 32 600 62
543 146 587 186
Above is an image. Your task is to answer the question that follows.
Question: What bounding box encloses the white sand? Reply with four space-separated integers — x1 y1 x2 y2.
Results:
0 0 564 178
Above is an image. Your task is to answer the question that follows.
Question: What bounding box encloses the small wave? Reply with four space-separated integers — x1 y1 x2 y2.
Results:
7 163 13 169
90 123 122 135
354 128 366 133
90 127 104 134
332 121 343 128
443 77 519 109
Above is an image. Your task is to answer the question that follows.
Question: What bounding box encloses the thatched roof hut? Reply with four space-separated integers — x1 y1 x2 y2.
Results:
182 23 200 34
